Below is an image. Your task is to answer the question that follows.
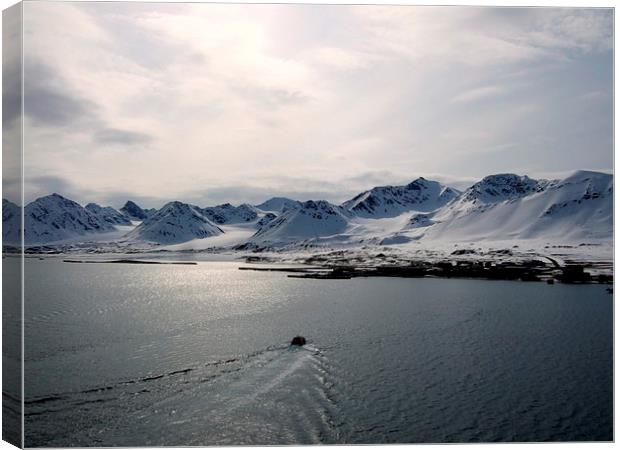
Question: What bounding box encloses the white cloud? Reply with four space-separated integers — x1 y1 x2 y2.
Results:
579 90 604 101
451 85 506 103
17 4 613 206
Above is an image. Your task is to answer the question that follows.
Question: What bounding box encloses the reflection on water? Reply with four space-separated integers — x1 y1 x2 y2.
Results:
20 258 613 445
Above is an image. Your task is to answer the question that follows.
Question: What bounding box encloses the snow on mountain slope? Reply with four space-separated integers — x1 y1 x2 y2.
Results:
23 194 115 244
126 201 223 244
252 200 350 244
3 170 612 250
419 171 612 241
256 212 277 229
86 203 132 226
342 177 460 218
159 223 258 251
201 203 259 224
407 212 435 229
120 201 155 221
454 174 550 211
3 199 21 244
255 197 301 213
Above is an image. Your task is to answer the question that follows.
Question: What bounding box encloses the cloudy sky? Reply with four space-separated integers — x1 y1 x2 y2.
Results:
4 3 614 208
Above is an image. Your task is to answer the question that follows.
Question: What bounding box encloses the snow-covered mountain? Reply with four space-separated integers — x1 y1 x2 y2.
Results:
3 170 613 248
418 171 612 241
458 173 549 206
255 197 301 213
85 203 132 226
201 203 258 224
342 177 460 218
22 194 115 244
120 201 155 221
252 200 350 244
126 201 223 244
3 199 21 244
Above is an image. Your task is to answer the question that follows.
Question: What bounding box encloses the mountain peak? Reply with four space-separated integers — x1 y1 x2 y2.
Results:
37 192 77 204
202 203 258 224
343 178 459 218
85 203 132 226
122 200 140 207
127 201 222 244
252 199 349 243
428 170 612 241
164 200 187 209
23 194 115 244
120 200 151 221
464 173 546 203
406 177 428 187
255 197 300 213
562 170 612 183
302 199 333 209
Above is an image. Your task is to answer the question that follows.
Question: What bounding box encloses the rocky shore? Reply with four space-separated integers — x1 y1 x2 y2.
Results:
241 254 613 285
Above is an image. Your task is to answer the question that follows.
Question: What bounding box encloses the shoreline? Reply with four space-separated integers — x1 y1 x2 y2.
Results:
239 259 613 285
5 242 614 285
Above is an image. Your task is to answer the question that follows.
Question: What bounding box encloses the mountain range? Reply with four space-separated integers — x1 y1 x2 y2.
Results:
2 170 612 248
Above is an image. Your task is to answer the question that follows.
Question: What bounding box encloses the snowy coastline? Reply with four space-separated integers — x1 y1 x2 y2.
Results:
3 170 613 279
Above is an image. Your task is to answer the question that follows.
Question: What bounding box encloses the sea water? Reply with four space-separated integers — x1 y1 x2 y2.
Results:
12 258 612 445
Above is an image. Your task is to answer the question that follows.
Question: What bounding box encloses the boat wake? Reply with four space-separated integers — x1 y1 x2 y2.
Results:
26 343 343 446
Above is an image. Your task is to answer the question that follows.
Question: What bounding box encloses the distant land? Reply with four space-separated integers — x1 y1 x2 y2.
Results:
2 170 612 256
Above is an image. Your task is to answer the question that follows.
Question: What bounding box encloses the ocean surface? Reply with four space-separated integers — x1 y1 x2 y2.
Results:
16 258 613 446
